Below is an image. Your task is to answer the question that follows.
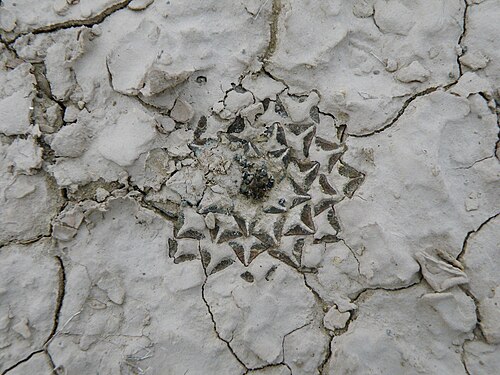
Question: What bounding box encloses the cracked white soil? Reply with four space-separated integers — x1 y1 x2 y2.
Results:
0 0 499 374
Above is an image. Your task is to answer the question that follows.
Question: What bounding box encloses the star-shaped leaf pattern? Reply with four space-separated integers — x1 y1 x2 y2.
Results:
169 86 364 268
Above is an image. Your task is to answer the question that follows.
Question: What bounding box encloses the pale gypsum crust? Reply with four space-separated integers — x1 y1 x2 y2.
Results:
1 0 500 374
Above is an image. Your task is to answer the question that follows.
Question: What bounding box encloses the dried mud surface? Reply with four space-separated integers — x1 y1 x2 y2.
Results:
0 0 499 374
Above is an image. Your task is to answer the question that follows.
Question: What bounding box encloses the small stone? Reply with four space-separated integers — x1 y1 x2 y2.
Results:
91 25 102 36
170 99 194 123
449 72 492 98
95 188 110 202
395 61 430 83
53 0 70 15
155 115 176 133
128 0 155 11
79 6 92 18
352 0 374 18
324 307 350 330
205 212 216 230
460 51 489 71
64 105 80 123
385 58 398 72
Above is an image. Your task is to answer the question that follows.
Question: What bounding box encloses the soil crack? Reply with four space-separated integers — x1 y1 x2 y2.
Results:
198 244 249 372
350 82 456 138
457 0 470 77
6 0 133 45
262 0 282 65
